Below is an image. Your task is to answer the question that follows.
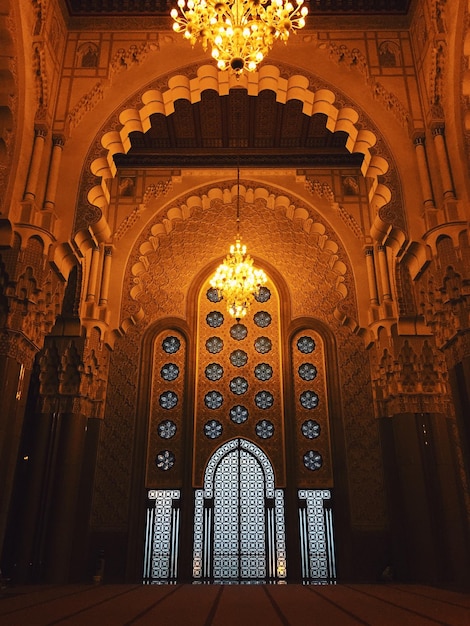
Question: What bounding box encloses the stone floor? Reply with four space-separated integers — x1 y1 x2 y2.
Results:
1 583 469 625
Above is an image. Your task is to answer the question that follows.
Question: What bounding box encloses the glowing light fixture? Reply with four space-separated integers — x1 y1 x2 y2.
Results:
210 170 267 319
170 0 308 75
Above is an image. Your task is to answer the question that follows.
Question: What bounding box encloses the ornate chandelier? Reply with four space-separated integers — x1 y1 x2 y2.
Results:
210 172 267 319
171 0 308 74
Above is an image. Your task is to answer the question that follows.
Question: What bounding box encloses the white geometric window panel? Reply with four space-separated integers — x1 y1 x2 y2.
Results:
255 419 274 439
254 336 272 354
143 490 180 582
298 363 317 381
301 419 320 439
300 390 319 409
230 405 249 424
206 311 224 328
254 362 273 381
297 336 315 354
162 336 181 354
254 311 272 328
205 390 224 409
230 376 248 395
206 287 222 303
206 336 224 354
158 420 177 439
303 450 322 471
159 390 178 409
255 390 274 409
204 419 223 439
161 363 180 381
298 490 336 583
230 323 248 341
255 286 271 302
155 450 175 471
230 349 248 367
205 362 224 381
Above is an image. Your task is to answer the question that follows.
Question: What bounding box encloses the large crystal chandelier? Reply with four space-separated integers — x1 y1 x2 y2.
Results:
171 0 308 74
210 171 267 319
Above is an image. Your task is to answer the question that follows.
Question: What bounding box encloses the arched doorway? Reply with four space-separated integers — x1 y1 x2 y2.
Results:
193 438 286 583
141 271 338 584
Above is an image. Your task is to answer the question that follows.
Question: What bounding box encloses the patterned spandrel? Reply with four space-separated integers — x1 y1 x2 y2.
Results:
254 310 272 328
205 390 223 409
254 336 272 354
162 336 181 354
300 390 319 409
255 286 271 303
206 310 224 328
255 390 274 409
230 376 248 395
159 390 178 409
298 363 317 381
206 287 222 303
204 420 223 439
301 419 320 439
230 405 249 424
303 450 322 471
230 349 248 367
155 450 175 470
230 323 248 341
206 336 224 354
158 420 177 439
205 362 224 381
254 362 273 381
255 419 274 439
297 336 316 354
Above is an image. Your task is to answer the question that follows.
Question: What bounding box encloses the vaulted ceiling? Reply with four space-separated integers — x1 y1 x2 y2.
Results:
114 88 365 169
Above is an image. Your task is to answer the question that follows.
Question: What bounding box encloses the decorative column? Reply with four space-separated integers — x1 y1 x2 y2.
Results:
365 247 379 305
43 135 65 211
432 126 455 200
432 126 459 222
86 246 101 303
99 246 112 306
23 126 48 202
413 135 438 230
377 245 392 302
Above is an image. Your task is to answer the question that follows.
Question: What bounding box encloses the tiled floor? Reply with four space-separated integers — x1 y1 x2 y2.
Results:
1 583 469 626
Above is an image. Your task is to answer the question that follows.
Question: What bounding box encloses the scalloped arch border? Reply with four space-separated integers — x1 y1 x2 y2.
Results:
87 64 391 237
123 182 356 334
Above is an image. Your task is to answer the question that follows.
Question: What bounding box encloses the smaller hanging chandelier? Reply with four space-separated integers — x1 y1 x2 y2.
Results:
210 173 267 319
170 0 308 75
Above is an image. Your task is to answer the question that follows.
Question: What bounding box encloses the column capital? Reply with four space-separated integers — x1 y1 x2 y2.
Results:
52 134 66 148
34 125 48 139
431 125 445 137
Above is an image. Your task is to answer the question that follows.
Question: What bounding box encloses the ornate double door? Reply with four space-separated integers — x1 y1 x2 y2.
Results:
193 439 286 583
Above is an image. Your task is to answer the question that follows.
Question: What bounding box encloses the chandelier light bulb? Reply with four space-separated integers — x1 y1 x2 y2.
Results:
210 237 267 320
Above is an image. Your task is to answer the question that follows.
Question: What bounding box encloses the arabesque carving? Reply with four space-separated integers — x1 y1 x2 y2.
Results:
79 65 401 247
324 41 412 133
416 233 470 361
305 178 364 239
370 333 452 416
124 182 358 332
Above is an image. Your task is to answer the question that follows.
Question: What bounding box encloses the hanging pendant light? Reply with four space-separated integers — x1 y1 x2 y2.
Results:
170 0 308 75
210 171 267 320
